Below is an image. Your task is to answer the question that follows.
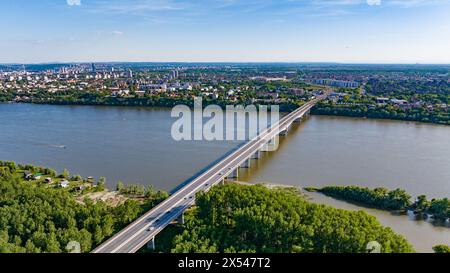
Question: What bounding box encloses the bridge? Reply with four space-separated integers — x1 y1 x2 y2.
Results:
92 95 326 253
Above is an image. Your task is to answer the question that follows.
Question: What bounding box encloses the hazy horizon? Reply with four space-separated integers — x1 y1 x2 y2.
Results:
2 61 450 66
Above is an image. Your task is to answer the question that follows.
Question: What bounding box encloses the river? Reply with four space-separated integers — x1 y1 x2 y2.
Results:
237 115 450 252
0 103 449 252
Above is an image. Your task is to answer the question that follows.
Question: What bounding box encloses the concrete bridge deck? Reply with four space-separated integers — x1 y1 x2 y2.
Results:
92 96 324 253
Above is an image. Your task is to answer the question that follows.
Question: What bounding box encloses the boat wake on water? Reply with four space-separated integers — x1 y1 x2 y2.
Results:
29 141 67 149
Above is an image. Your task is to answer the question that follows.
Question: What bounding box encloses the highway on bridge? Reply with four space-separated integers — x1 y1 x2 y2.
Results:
92 95 325 253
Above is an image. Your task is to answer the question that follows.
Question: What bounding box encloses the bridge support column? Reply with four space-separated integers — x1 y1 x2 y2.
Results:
279 127 288 136
147 237 155 251
227 168 238 180
261 137 279 152
177 213 185 225
286 122 293 131
233 169 238 179
251 150 261 159
240 158 251 168
261 143 269 152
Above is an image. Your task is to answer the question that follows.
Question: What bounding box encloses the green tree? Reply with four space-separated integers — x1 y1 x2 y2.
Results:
145 185 155 198
61 168 70 179
414 195 429 211
72 174 83 181
116 181 124 192
97 177 106 191
0 169 165 253
433 245 450 253
170 184 414 253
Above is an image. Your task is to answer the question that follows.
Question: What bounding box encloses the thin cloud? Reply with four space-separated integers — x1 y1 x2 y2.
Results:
367 0 382 5
67 0 81 6
387 0 448 8
303 0 447 8
89 0 187 14
85 0 450 19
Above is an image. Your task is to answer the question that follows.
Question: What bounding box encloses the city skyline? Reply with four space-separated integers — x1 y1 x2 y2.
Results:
1 0 450 64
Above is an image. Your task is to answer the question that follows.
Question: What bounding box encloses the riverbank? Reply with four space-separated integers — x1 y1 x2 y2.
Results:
5 95 300 112
2 94 448 126
0 160 169 253
1 104 449 252
238 182 449 224
149 183 415 253
0 160 167 206
242 182 450 253
305 185 450 222
312 102 450 125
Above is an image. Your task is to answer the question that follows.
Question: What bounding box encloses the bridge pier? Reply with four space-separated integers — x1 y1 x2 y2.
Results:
227 168 239 180
177 213 185 225
251 150 261 159
147 237 155 251
92 101 325 254
279 126 289 136
261 137 279 152
240 158 251 168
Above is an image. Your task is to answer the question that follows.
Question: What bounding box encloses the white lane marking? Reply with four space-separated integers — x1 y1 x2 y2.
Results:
100 103 315 252
109 105 315 252
95 102 318 252
125 102 321 252
104 103 317 253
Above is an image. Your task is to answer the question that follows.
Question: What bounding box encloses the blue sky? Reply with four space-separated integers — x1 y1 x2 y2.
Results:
1 0 450 63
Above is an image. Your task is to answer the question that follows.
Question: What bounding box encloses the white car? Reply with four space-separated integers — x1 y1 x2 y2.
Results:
147 226 155 232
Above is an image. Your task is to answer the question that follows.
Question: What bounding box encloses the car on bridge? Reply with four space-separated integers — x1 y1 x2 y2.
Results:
91 101 323 253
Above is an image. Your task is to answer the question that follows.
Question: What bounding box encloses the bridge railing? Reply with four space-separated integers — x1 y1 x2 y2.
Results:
92 97 324 253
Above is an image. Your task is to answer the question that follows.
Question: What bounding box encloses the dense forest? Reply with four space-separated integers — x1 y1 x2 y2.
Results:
162 184 414 253
312 185 450 220
433 245 450 253
0 163 167 253
410 195 450 220
0 91 13 102
314 186 412 210
0 159 447 254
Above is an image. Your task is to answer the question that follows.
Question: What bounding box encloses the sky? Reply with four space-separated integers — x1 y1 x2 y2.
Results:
1 0 450 63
